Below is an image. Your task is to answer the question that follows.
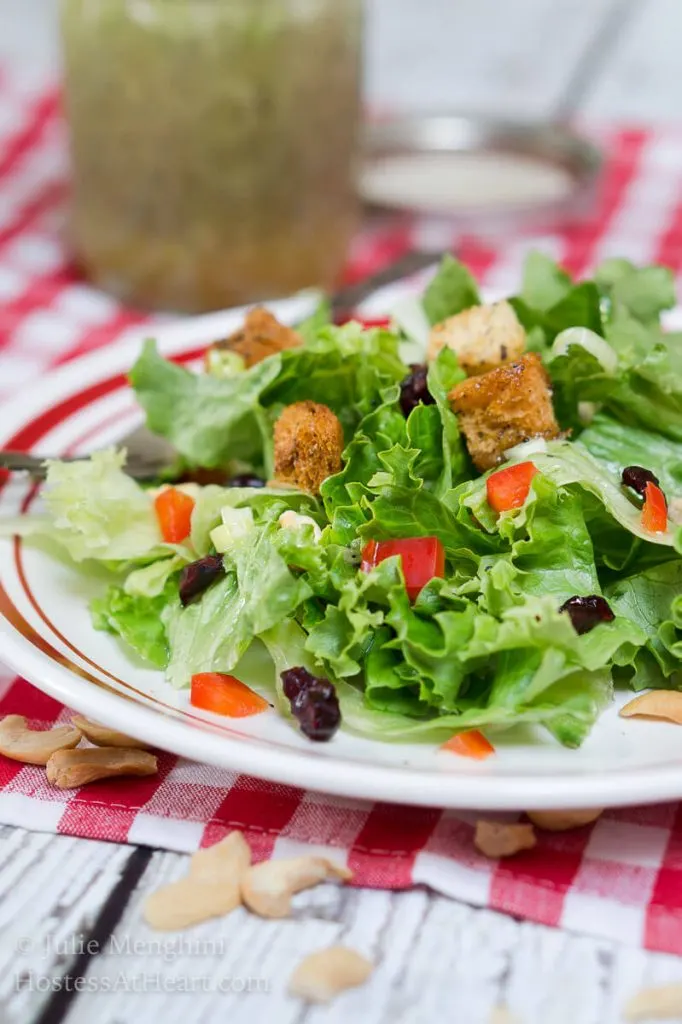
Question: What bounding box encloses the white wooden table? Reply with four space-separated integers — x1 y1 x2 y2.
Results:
2 2 682 1022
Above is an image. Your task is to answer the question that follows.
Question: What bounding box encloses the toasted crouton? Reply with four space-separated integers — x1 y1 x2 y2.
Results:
206 307 301 370
450 353 560 471
274 401 344 495
428 301 525 376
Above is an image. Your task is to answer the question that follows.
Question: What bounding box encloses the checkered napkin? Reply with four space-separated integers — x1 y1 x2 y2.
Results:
2 70 682 955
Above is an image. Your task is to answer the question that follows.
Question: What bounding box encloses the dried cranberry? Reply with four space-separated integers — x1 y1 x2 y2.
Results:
399 364 436 418
281 666 313 702
622 465 660 498
227 473 266 488
176 467 231 486
178 554 225 606
559 595 615 635
295 688 341 742
280 667 341 741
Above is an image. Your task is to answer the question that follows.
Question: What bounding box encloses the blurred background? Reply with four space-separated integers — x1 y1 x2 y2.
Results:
1 0 679 121
0 0 680 332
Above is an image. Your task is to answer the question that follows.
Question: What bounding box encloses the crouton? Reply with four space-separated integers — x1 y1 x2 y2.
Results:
274 401 344 495
428 300 525 376
206 307 301 370
450 353 560 471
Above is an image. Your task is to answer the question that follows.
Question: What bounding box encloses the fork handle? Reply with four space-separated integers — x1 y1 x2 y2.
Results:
0 451 52 479
0 450 161 482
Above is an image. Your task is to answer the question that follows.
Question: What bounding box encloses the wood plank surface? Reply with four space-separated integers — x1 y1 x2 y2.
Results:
1 828 682 1024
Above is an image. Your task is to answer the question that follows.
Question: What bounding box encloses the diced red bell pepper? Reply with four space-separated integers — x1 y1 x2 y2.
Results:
361 536 445 600
357 317 391 329
442 729 495 760
360 539 378 573
486 462 538 513
642 481 668 534
154 487 195 544
190 673 269 718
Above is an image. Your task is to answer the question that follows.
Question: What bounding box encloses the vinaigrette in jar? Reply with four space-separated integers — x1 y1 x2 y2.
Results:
60 0 363 311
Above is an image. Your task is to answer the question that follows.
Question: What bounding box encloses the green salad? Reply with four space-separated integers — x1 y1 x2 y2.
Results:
5 253 682 749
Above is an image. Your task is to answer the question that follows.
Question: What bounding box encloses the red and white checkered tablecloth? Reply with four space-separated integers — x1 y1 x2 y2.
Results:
2 71 682 955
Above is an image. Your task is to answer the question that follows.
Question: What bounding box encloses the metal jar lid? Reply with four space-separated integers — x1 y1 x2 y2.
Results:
361 114 602 232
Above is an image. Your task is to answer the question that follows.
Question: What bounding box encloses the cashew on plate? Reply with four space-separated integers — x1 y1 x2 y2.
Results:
620 690 682 725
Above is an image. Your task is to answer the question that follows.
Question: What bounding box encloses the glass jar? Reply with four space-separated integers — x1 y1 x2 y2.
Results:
60 0 363 312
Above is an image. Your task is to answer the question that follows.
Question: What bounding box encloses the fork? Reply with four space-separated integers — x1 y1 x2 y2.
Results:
0 250 439 481
0 426 177 481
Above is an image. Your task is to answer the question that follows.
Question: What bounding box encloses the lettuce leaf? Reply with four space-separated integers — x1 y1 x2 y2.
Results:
605 560 682 686
336 665 613 746
261 322 406 433
129 340 279 472
91 578 176 668
511 281 602 346
520 251 572 311
189 483 319 556
422 255 480 325
321 393 407 545
424 347 468 491
579 414 682 498
0 449 171 565
527 258 682 440
162 519 315 687
307 551 634 747
471 473 601 616
463 439 679 549
605 320 682 442
162 573 247 687
595 258 676 325
321 346 468 546
131 325 407 473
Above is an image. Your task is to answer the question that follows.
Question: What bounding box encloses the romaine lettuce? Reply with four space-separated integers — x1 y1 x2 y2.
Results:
5 254 682 752
0 449 169 564
130 323 407 475
91 577 176 668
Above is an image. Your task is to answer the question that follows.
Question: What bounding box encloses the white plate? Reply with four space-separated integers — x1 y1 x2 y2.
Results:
1 295 681 812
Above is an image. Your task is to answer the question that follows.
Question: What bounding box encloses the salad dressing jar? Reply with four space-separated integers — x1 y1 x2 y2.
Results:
60 0 363 312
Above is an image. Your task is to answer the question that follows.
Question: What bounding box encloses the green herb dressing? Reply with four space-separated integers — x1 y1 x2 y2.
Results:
61 0 363 311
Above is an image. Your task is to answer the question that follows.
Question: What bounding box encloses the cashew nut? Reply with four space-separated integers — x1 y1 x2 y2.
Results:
70 715 148 750
474 821 537 859
46 747 158 788
241 856 353 918
620 690 682 724
489 1007 521 1024
289 946 373 1003
526 808 603 832
144 832 251 931
485 1007 518 1024
624 983 682 1021
0 715 81 765
189 830 251 884
144 876 242 932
